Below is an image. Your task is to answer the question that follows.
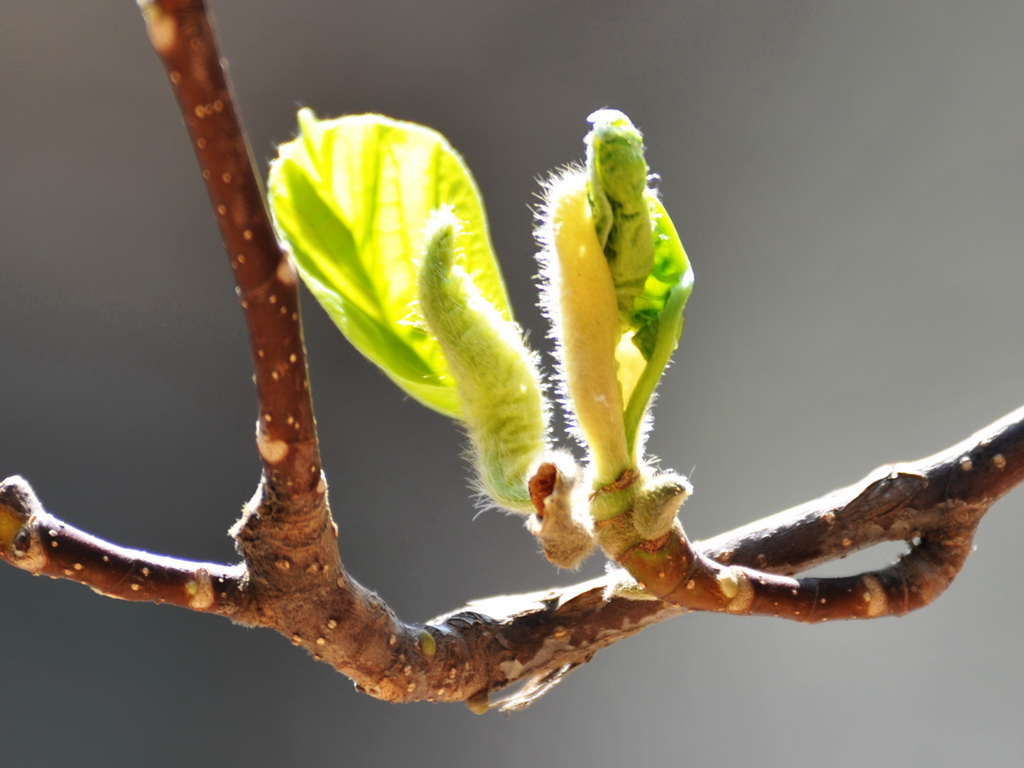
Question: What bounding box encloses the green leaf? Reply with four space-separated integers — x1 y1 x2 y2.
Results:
622 194 694 454
267 108 512 419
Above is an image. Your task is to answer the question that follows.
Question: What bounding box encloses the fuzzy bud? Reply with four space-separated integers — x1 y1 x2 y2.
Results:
418 209 549 512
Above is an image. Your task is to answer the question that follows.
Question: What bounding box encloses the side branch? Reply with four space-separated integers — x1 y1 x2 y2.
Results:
613 403 1024 623
700 402 1024 570
0 477 246 615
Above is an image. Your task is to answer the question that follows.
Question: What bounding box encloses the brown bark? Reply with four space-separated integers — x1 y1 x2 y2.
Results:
3 403 1021 710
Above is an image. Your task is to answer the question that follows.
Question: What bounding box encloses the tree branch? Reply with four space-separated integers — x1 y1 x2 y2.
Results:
3 403 1022 710
0 478 246 615
1 0 1021 715
139 0 322 496
137 0 340 637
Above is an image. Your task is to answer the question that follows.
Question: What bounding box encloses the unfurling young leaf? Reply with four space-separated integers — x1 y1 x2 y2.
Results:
586 108 655 329
267 108 512 419
621 196 693 453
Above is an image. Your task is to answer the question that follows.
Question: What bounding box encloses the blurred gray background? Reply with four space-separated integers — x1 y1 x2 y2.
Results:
2 1 1023 766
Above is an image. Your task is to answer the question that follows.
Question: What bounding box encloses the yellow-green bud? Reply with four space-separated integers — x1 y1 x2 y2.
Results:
418 209 549 512
631 473 692 540
538 172 631 486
